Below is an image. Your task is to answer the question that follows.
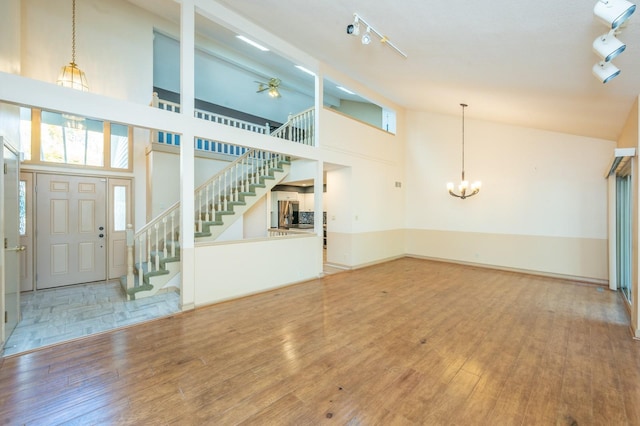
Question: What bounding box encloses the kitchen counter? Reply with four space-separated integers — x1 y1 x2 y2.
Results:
285 224 314 229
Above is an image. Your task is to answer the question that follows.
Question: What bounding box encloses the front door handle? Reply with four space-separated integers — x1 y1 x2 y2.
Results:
6 245 26 252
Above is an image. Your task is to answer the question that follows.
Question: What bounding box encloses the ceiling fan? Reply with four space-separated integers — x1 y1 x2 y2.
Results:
256 77 281 98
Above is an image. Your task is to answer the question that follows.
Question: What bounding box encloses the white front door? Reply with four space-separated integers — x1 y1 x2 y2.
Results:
36 174 107 289
3 143 21 345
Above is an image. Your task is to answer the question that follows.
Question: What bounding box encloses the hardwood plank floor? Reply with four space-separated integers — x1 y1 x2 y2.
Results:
1 258 639 425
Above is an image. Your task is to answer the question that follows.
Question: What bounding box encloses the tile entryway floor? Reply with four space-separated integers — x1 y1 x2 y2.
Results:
3 281 180 357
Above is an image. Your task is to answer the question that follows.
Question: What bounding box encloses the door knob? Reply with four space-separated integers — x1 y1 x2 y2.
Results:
99 234 104 238
6 245 26 252
99 226 104 231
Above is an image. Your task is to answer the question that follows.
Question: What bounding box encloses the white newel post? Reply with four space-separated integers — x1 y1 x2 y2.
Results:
126 224 134 290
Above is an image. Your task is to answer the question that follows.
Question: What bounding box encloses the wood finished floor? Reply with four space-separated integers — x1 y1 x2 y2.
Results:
1 258 639 425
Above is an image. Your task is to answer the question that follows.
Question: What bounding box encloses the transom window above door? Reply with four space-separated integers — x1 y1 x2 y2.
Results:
20 107 132 172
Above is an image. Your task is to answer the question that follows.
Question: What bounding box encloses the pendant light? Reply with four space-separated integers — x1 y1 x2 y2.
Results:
57 0 89 92
447 103 481 199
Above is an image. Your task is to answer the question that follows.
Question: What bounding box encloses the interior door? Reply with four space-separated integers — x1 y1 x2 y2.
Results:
36 174 107 289
3 144 21 345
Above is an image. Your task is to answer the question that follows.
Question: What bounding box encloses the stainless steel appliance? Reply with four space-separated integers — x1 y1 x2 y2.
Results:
278 200 299 228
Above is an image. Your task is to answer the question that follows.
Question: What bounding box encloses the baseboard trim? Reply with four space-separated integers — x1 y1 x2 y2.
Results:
180 302 196 312
327 255 405 272
405 254 609 287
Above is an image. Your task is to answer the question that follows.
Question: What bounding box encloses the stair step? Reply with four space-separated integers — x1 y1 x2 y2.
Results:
119 274 153 300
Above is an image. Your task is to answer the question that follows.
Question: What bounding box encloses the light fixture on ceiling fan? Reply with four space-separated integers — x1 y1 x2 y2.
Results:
447 103 481 200
256 78 281 98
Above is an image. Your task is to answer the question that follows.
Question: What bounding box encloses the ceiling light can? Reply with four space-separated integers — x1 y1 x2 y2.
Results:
593 32 626 62
361 27 371 45
593 61 621 83
594 0 636 29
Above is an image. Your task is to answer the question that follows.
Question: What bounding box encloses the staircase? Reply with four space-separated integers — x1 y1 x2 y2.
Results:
121 149 291 300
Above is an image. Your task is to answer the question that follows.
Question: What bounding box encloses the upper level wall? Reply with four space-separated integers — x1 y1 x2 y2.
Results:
20 0 156 104
406 110 614 239
0 0 20 74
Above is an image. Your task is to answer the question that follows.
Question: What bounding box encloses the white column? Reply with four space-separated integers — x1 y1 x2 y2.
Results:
314 159 324 274
607 174 616 291
179 0 196 311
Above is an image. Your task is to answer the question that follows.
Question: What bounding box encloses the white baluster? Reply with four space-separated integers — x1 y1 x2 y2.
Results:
138 233 143 278
171 212 176 258
162 217 168 259
154 223 160 271
146 229 151 271
224 171 228 211
126 224 134 290
198 191 203 232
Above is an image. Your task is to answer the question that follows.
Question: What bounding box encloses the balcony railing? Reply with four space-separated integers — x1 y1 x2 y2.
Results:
150 93 315 153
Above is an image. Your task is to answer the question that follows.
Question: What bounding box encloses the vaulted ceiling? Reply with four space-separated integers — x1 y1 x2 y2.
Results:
130 0 640 141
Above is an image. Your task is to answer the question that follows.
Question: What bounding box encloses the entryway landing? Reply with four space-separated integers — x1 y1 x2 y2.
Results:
3 281 180 357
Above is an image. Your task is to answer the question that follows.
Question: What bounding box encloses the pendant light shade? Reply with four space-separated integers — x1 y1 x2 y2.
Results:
57 0 88 91
57 62 89 91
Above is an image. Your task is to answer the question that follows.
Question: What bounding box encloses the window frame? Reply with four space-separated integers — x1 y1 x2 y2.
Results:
22 108 134 172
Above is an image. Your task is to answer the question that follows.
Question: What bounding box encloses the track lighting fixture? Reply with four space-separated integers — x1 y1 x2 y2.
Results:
593 61 621 83
346 13 407 58
346 17 360 36
594 0 636 29
592 0 635 83
361 27 372 45
593 30 626 62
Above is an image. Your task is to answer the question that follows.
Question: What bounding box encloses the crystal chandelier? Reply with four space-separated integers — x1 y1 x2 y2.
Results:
447 103 481 199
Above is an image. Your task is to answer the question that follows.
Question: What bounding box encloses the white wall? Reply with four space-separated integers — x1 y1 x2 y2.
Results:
194 235 322 306
21 0 155 104
405 110 615 280
320 108 406 267
0 0 21 74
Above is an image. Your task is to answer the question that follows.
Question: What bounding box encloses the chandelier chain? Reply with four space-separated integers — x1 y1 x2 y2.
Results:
72 0 77 64
461 103 466 181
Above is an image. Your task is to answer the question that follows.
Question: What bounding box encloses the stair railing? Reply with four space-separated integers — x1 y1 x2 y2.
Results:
126 146 288 290
270 107 315 146
125 203 181 290
195 148 287 233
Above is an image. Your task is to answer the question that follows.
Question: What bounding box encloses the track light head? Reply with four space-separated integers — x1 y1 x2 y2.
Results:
594 0 636 29
593 30 626 61
361 27 371 45
593 61 621 83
